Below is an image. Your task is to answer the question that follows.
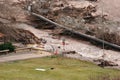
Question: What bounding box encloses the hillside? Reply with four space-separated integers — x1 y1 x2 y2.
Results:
28 0 120 46
97 0 120 21
0 0 120 45
0 0 41 44
0 0 120 71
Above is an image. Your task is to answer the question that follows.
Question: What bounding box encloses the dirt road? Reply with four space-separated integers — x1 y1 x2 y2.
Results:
0 50 51 63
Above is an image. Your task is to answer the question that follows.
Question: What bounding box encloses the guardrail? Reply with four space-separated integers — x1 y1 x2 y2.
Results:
0 50 9 54
14 47 32 53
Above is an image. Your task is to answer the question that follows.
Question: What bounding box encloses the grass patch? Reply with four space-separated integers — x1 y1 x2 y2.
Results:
0 56 120 80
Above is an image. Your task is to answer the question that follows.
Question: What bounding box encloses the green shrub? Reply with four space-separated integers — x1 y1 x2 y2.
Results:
0 42 15 52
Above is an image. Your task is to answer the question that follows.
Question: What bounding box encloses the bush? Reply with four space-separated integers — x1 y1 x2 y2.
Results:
0 42 15 52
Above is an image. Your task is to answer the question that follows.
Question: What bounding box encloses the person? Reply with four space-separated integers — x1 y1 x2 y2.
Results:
28 4 32 12
53 46 61 55
62 38 65 50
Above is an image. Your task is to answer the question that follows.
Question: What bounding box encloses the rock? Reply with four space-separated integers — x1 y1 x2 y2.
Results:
97 60 118 67
41 38 47 44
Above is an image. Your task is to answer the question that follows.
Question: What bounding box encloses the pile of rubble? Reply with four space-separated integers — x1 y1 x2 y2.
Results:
94 59 118 67
0 0 41 44
1 0 120 46
0 2 28 22
29 0 120 46
33 0 100 23
0 23 41 44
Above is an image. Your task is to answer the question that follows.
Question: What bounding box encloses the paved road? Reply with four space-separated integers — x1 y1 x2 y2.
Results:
0 51 52 63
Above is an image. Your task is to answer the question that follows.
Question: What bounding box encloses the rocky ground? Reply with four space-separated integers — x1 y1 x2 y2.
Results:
0 0 120 68
0 0 41 44
1 0 120 45
20 24 120 68
96 0 120 21
29 0 120 46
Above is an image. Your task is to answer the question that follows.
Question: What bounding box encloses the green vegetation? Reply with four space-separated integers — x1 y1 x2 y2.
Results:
0 56 119 80
0 42 15 52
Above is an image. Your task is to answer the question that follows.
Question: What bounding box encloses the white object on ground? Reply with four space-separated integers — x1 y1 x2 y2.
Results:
35 68 46 71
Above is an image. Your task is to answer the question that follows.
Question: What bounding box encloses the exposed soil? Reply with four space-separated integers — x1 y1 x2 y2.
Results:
0 23 41 44
96 0 120 21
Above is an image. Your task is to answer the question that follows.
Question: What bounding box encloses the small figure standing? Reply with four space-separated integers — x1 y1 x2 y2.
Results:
28 4 32 12
54 46 60 55
62 38 65 51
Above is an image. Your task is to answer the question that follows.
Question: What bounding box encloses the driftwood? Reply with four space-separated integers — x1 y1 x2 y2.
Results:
62 51 76 54
94 59 119 67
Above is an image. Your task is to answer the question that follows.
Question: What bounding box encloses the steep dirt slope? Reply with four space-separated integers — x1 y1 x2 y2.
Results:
0 0 41 44
97 0 120 21
28 0 120 45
